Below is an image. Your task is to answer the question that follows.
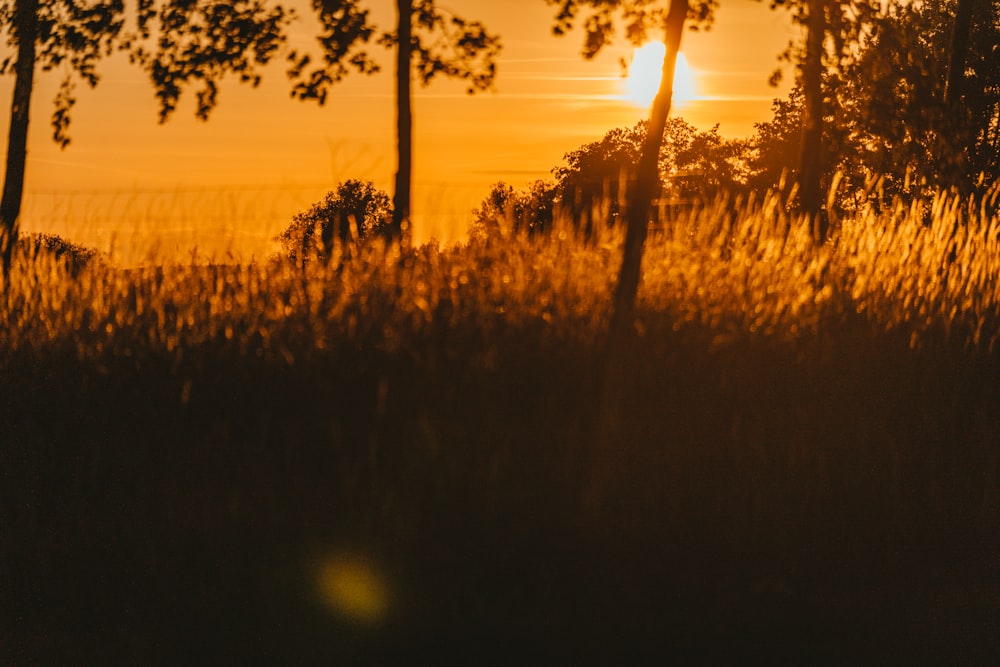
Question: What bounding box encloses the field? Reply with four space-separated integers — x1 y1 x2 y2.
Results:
3 192 999 664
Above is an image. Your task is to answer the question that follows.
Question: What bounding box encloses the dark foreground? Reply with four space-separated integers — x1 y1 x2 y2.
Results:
3 308 998 666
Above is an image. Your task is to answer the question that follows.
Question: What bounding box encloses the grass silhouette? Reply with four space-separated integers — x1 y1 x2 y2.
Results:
2 190 999 663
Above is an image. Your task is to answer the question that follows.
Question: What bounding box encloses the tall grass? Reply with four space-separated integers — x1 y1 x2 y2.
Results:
2 190 999 663
6 190 996 360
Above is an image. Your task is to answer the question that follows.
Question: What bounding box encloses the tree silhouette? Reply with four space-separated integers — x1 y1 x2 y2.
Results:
0 0 125 273
0 0 293 276
292 0 501 241
814 1 1000 202
945 0 974 109
285 1 379 104
763 0 882 237
663 118 746 203
798 0 824 234
545 0 717 516
941 0 998 190
555 122 644 234
129 1 290 122
1 0 43 274
551 117 745 233
546 0 716 345
472 117 746 243
392 0 412 240
746 89 802 196
943 0 974 188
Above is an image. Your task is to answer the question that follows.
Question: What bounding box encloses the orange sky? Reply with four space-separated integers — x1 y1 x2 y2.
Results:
2 0 795 260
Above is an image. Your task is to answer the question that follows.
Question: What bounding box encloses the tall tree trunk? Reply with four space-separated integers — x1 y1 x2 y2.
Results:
799 0 825 240
608 0 688 345
944 0 974 189
586 0 689 519
1 0 39 276
945 0 974 108
391 0 413 242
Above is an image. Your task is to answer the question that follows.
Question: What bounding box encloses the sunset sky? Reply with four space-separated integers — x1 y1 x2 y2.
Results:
2 0 796 259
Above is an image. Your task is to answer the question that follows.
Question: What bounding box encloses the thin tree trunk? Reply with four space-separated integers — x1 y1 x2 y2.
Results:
586 0 689 519
1 0 39 276
609 0 688 347
391 0 412 242
799 0 825 239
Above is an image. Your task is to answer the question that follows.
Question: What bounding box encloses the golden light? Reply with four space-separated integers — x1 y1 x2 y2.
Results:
316 553 390 624
624 41 698 108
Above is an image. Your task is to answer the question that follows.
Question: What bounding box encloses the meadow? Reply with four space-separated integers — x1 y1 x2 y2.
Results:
2 190 999 663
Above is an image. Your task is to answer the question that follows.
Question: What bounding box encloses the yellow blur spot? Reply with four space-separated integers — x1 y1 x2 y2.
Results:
316 554 389 623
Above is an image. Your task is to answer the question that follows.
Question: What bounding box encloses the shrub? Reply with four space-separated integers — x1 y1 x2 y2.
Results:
277 179 392 263
470 180 557 239
16 233 102 275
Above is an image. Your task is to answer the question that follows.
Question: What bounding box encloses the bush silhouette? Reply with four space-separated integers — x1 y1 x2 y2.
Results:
16 233 102 276
278 180 392 263
471 180 557 239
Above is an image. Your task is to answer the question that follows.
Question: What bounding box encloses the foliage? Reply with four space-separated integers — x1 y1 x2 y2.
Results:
128 0 292 122
545 0 718 56
742 1 1000 212
837 0 1000 199
0 0 124 147
387 0 501 92
500 28 994 230
1 0 298 275
289 0 501 103
756 0 882 226
3 192 999 662
14 232 101 273
0 0 294 143
289 1 501 238
286 0 380 104
744 84 843 209
470 180 557 239
764 0 883 61
474 118 748 240
661 118 748 203
553 122 643 232
745 88 803 197
556 119 747 225
543 0 721 354
276 179 391 263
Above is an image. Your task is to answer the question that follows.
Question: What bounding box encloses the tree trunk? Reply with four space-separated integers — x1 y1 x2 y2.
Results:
586 0 689 519
1 0 39 276
391 0 413 242
799 0 825 239
944 0 974 189
945 0 974 108
608 0 689 345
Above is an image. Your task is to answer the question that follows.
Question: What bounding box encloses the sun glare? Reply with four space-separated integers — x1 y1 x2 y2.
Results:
624 41 698 108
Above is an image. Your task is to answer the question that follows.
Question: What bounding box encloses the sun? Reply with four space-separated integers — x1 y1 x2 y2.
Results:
624 41 698 108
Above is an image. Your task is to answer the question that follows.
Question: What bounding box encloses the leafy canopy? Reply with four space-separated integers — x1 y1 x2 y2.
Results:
0 0 126 147
0 1 296 145
129 0 292 122
288 0 501 104
545 0 717 58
